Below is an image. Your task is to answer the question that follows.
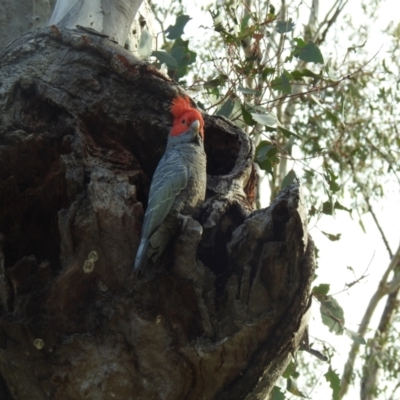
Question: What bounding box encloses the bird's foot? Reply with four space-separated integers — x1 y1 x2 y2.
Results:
177 213 191 231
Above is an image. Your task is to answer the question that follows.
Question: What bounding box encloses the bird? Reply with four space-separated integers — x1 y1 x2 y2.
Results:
133 96 207 278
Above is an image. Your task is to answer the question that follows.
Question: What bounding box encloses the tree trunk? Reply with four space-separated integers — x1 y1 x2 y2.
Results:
0 0 154 60
48 0 144 47
0 27 315 400
0 0 56 50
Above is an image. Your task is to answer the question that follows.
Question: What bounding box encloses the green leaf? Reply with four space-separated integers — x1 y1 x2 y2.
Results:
240 14 251 32
270 386 285 400
283 361 299 379
322 201 333 215
324 367 341 400
152 51 177 69
325 61 339 81
171 38 196 61
309 204 317 217
256 142 277 162
241 105 256 126
296 41 324 64
204 74 228 88
326 110 340 126
293 37 306 48
171 47 196 73
271 70 292 94
321 231 341 241
329 180 340 193
246 104 269 113
216 98 235 117
251 112 278 127
291 68 322 80
281 170 297 189
276 18 295 34
345 328 366 345
320 296 345 334
262 67 276 80
310 94 324 108
334 201 351 212
238 86 261 95
359 218 366 233
256 141 279 175
286 378 306 398
313 283 330 296
258 159 273 175
269 4 276 15
324 168 340 193
278 126 301 139
165 15 192 40
168 38 197 79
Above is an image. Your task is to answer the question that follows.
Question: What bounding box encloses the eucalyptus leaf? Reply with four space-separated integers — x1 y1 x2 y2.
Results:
286 377 306 398
270 386 285 400
324 367 341 400
216 98 234 117
152 51 177 69
313 283 330 296
320 296 345 334
238 86 261 95
251 112 278 127
297 41 324 64
276 19 295 34
278 126 301 139
321 231 341 241
281 170 297 189
345 328 366 345
165 15 191 40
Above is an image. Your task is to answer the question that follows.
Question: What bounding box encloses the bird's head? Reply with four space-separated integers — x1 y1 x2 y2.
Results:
170 96 204 139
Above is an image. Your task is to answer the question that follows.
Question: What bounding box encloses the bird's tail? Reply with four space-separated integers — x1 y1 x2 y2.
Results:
133 238 149 278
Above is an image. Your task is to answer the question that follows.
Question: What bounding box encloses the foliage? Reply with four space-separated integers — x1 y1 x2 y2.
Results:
147 0 400 398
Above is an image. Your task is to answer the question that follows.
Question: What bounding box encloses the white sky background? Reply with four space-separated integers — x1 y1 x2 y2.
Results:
154 0 400 397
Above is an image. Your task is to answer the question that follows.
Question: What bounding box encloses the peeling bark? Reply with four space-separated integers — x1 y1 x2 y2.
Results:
0 27 315 400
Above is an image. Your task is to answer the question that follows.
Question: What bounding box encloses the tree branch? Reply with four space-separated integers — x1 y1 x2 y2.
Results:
364 195 393 259
340 241 400 398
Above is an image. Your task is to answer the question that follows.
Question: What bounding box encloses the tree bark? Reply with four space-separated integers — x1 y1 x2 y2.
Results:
49 0 144 47
0 0 56 50
0 27 315 400
0 0 155 60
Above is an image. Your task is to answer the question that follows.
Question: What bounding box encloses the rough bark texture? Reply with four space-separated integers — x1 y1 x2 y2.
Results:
0 27 315 400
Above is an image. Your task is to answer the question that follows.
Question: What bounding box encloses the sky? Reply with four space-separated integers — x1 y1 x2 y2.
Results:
154 0 400 397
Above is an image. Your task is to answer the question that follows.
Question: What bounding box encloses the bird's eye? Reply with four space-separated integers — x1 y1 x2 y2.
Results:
181 119 186 124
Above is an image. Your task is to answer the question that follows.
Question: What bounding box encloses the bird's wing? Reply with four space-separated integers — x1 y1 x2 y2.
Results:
141 149 190 239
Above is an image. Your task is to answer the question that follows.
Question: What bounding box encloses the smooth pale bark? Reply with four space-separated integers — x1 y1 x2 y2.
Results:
0 0 154 59
48 0 144 46
0 27 315 399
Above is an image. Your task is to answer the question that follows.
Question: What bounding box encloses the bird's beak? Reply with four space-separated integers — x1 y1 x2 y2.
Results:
191 119 200 132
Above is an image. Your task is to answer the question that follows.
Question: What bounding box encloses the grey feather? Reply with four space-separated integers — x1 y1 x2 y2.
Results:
133 120 206 278
141 150 190 240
